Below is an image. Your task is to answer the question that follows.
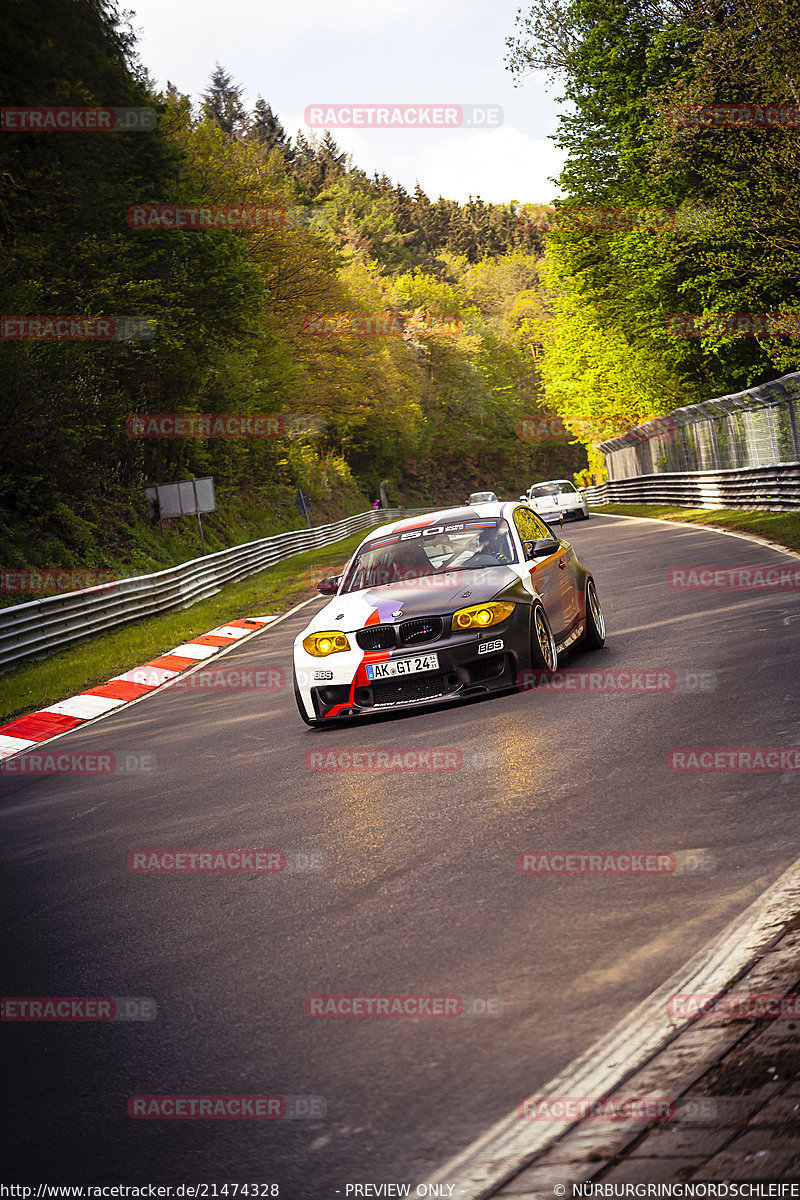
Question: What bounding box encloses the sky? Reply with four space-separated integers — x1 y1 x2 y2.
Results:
124 0 567 205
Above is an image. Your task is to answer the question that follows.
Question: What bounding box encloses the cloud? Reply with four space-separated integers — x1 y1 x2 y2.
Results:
126 0 565 204
408 126 565 204
127 0 470 92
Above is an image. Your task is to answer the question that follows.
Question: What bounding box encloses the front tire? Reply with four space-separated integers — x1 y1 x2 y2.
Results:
530 601 558 674
582 577 605 649
293 668 323 727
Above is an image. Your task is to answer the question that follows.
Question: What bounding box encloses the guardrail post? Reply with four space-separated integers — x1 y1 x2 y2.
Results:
788 396 800 461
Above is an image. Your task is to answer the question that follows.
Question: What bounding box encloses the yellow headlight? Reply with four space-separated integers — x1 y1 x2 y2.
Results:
302 631 351 657
452 601 515 631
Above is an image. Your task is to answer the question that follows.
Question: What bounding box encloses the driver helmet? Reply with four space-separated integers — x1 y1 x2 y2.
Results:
478 524 509 556
389 540 433 580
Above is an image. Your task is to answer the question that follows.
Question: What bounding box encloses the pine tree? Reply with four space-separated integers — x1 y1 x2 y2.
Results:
288 130 348 198
318 131 348 182
250 97 293 164
202 63 247 138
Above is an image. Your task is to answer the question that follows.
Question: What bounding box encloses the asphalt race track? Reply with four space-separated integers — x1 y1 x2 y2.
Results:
2 513 799 1195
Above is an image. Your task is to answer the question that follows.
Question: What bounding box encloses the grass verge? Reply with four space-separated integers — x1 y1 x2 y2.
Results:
596 504 800 553
1 534 363 725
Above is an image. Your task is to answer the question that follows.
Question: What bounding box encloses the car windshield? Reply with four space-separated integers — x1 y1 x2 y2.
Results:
340 517 518 593
469 493 494 502
530 481 575 497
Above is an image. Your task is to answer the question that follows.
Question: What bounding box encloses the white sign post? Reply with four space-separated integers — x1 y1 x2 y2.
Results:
145 477 216 551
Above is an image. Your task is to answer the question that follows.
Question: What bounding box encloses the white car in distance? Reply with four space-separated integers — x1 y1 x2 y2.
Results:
523 479 589 522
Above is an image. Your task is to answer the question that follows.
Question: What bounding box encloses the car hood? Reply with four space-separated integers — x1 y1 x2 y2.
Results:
307 566 520 633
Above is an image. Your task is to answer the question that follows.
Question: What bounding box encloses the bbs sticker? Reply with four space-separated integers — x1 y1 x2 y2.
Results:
478 639 503 655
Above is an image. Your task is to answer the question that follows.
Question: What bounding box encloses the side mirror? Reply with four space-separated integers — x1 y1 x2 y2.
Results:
518 495 527 502
316 575 340 595
527 537 560 559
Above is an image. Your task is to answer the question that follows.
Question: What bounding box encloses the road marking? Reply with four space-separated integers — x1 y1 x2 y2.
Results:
112 666 180 685
613 593 793 636
593 512 800 562
168 642 222 659
0 733 36 755
40 694 127 719
420 851 800 1198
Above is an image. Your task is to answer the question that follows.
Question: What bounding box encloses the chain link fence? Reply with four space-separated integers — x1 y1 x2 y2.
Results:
598 372 800 480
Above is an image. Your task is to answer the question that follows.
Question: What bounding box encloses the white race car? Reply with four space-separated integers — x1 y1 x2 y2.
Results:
525 479 589 521
292 501 605 725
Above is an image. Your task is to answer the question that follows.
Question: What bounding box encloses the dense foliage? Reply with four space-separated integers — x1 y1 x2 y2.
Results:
507 0 800 475
1 0 584 571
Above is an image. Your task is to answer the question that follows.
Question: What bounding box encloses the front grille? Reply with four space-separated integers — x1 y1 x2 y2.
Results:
371 672 460 707
356 625 397 650
399 616 443 645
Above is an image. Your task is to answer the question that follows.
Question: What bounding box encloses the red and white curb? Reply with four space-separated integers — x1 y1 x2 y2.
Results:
0 615 285 763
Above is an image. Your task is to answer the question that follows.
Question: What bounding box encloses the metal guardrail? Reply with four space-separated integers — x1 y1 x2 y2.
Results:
0 507 424 673
580 463 800 510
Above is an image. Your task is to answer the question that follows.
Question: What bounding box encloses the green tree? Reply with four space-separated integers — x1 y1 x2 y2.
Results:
202 64 247 139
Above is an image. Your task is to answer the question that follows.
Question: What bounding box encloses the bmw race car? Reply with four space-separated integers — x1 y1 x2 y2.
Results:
292 501 605 726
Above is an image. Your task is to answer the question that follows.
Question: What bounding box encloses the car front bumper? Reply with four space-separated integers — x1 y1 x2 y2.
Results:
560 500 588 519
295 609 531 721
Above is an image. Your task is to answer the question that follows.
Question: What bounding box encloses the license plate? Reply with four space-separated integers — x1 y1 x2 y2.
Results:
365 653 439 680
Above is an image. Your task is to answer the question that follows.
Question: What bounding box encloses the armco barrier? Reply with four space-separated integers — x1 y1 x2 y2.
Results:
580 463 800 510
0 508 425 673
